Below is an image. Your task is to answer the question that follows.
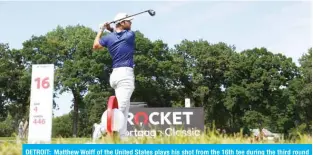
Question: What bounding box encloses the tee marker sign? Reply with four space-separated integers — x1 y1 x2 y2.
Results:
28 64 54 144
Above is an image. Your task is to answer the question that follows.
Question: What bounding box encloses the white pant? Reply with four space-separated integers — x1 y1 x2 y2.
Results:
109 67 135 139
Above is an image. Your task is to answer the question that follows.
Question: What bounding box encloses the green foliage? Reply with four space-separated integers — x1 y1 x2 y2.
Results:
0 43 30 122
222 48 301 134
0 24 311 139
52 114 73 138
0 113 15 137
242 111 269 129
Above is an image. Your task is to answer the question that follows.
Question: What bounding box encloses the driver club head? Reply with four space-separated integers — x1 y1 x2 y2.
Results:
148 10 156 16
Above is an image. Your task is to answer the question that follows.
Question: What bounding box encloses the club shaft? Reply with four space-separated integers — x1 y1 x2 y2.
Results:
109 10 149 24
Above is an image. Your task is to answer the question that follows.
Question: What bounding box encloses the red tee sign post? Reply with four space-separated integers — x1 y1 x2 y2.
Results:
28 64 54 144
106 96 119 136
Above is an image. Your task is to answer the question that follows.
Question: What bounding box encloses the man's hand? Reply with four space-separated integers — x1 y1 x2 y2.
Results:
99 22 114 32
93 22 114 50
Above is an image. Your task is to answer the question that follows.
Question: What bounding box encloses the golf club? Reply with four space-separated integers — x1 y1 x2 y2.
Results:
109 9 156 24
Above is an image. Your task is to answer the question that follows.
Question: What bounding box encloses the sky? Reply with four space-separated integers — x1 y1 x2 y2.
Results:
0 1 311 117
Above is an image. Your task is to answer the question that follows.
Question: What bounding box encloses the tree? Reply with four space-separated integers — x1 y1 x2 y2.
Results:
298 48 312 127
1 23 311 138
224 47 300 133
131 31 179 107
287 48 312 133
44 25 111 137
0 43 30 122
173 40 236 127
21 35 61 110
0 43 11 120
52 113 73 138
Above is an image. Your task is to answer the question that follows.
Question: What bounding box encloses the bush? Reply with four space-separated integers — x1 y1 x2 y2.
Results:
52 114 73 138
0 113 15 137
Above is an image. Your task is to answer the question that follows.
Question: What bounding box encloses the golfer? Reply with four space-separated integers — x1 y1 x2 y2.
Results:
92 12 135 141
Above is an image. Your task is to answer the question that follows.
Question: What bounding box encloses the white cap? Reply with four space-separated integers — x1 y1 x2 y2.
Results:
114 12 134 24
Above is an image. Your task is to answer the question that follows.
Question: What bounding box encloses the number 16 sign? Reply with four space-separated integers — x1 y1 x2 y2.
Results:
28 64 54 144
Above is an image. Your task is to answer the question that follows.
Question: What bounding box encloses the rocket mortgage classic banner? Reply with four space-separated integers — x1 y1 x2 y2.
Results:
126 107 205 137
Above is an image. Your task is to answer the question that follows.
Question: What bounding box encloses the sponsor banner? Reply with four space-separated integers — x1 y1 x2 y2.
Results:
126 107 204 137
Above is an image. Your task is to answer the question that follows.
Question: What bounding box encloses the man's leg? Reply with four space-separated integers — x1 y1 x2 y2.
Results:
18 129 22 139
115 77 134 140
92 68 134 141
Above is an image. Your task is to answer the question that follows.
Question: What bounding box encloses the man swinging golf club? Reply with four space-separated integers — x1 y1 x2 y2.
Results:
92 12 136 141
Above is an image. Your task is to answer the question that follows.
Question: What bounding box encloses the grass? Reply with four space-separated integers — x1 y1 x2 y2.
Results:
0 137 16 141
0 130 311 155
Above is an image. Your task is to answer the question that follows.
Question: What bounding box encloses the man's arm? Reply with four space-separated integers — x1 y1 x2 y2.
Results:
93 29 105 50
93 23 114 50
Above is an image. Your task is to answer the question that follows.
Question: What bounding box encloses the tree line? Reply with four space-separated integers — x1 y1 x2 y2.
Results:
0 25 311 138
